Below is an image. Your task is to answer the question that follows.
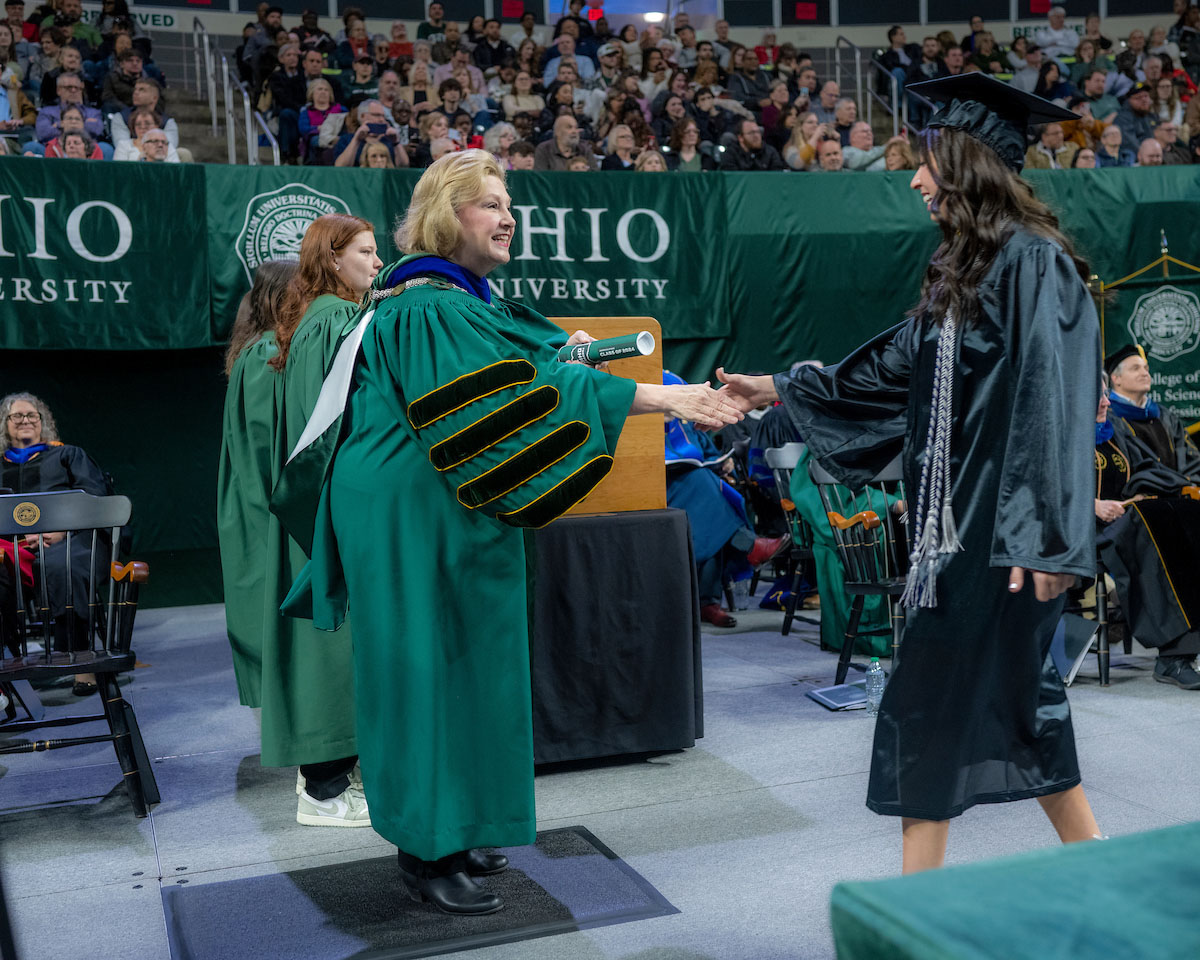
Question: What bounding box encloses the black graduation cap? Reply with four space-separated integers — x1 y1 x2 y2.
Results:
908 73 1077 171
1104 343 1146 376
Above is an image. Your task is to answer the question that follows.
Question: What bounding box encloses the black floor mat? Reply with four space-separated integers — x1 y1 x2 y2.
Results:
162 825 678 960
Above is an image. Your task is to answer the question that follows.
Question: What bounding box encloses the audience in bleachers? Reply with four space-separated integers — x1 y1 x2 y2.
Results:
2 1 1194 173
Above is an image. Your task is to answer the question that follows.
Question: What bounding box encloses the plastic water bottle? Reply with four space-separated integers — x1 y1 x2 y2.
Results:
865 658 885 717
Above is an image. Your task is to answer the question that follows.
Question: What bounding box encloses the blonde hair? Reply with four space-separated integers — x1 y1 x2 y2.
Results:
359 141 395 167
394 149 506 257
635 149 666 171
606 123 631 154
307 78 335 102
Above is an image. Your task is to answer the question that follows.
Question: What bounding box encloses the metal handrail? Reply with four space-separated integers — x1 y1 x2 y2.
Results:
192 17 280 165
863 57 901 139
254 111 281 166
833 36 863 116
835 35 937 140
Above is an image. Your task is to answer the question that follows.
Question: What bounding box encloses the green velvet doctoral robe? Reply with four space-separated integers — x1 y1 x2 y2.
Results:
289 274 635 860
259 294 360 767
217 332 278 708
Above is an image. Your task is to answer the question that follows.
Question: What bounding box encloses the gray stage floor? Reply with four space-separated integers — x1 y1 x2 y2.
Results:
2 601 1194 960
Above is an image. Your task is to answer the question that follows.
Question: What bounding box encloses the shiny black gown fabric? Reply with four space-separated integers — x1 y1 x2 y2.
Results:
774 229 1100 820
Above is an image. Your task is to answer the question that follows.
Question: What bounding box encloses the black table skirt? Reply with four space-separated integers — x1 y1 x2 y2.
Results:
530 508 704 765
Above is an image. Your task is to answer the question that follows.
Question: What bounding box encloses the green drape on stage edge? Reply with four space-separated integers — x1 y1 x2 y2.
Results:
830 822 1200 960
1 161 1196 605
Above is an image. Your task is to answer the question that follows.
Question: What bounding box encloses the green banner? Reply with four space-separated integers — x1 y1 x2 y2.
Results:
0 159 209 349
204 165 406 341
486 172 730 338
1103 273 1200 421
206 168 731 341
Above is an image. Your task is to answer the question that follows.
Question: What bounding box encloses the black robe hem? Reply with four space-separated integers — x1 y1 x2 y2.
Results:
864 775 1082 821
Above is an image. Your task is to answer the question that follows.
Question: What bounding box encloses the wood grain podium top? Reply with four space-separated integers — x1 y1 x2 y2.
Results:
547 316 667 516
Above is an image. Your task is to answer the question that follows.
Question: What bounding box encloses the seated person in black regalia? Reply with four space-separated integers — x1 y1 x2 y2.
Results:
0 392 110 696
663 373 787 629
1094 371 1200 690
1105 343 1200 482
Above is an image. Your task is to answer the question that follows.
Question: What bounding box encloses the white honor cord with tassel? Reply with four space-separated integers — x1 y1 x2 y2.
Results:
900 314 964 609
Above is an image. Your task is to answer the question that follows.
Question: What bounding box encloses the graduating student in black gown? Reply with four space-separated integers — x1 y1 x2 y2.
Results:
715 74 1104 872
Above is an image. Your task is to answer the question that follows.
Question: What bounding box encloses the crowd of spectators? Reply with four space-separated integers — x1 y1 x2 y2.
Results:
228 0 952 171
1 0 190 160
876 3 1200 170
5 0 1196 171
227 1 1200 173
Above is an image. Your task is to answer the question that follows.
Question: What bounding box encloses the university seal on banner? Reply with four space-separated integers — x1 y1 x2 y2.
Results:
13 502 40 526
1128 285 1200 363
235 183 351 284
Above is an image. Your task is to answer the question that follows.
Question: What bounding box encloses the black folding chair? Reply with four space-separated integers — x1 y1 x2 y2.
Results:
0 490 159 818
764 443 816 636
808 457 909 686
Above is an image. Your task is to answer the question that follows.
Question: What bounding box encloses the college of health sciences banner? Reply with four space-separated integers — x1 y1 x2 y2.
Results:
482 172 730 340
1108 274 1200 422
0 158 210 349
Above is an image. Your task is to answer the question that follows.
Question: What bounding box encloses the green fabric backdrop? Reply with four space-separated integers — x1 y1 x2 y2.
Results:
0 161 1195 605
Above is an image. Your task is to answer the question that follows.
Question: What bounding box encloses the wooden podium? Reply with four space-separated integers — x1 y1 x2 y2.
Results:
547 316 666 515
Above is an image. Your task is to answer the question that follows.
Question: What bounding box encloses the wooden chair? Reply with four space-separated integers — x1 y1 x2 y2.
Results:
764 443 816 636
0 490 160 818
808 457 909 686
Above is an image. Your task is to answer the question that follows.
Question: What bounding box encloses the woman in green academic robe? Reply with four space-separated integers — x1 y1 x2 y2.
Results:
218 260 295 707
281 150 744 915
267 214 382 826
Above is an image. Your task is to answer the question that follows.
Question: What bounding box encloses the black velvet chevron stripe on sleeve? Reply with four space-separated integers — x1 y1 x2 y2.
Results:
428 385 561 472
456 421 590 510
407 359 537 431
496 455 615 529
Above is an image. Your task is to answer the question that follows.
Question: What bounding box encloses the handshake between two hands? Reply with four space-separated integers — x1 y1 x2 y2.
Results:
563 331 774 431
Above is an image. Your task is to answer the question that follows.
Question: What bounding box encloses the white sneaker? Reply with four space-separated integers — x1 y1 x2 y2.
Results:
296 785 371 827
298 763 361 795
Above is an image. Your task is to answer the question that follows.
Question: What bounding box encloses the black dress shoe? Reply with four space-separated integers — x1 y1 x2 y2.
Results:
464 848 508 876
72 681 98 697
396 862 503 916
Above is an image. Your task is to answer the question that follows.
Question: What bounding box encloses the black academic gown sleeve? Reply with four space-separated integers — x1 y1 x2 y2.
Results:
989 240 1100 576
772 318 919 490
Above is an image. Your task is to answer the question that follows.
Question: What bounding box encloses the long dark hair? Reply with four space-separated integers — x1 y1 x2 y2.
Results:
224 260 297 376
1033 60 1062 98
914 126 1090 325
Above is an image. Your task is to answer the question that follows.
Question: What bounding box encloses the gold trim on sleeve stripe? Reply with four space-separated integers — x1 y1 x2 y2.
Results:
428 385 561 472
407 359 536 430
456 421 590 510
496 455 615 529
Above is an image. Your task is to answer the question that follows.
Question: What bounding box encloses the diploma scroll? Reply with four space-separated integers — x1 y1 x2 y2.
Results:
557 332 656 365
